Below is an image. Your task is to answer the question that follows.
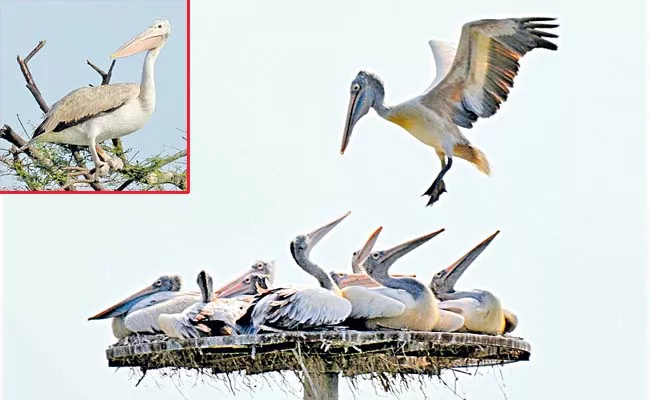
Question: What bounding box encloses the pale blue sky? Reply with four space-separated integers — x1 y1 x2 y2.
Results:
2 0 649 399
0 0 187 187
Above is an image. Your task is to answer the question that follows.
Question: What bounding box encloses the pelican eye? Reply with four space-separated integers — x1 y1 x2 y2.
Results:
352 251 358 256
244 278 251 283
371 252 380 259
351 83 361 92
255 263 263 269
157 24 163 28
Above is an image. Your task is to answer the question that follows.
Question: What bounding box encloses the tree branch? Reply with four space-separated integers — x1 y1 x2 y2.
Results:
17 41 49 114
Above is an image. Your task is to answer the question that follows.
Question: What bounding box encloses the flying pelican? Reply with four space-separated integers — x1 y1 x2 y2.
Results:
159 271 269 339
430 230 518 334
214 260 276 298
20 19 172 179
340 17 559 206
334 227 464 332
88 270 258 339
238 212 353 334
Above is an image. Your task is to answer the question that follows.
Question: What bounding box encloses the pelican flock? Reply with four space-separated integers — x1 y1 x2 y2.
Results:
90 212 520 342
20 19 172 180
340 17 559 206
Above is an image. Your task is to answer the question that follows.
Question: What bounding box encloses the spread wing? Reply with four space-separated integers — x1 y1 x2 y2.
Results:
342 286 405 319
247 287 351 333
32 83 139 138
424 39 457 92
421 17 558 129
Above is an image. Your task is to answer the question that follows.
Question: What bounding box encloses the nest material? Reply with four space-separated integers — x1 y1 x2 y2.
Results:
107 330 530 377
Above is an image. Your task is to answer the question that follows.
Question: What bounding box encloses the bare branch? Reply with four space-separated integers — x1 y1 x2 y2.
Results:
86 59 116 85
17 41 49 113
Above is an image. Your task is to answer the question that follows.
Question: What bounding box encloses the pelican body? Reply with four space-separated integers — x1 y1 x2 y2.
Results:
431 230 518 334
340 17 559 206
88 269 259 339
23 19 172 178
159 271 268 339
239 212 353 334
339 228 445 331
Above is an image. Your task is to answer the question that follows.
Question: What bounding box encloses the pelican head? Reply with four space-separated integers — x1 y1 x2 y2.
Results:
351 226 383 272
430 230 500 295
196 270 215 302
363 228 445 278
217 270 272 298
88 274 182 320
250 260 276 285
290 211 352 260
340 71 386 155
112 18 171 59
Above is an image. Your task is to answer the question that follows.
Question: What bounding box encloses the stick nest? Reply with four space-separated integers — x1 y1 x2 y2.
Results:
107 330 530 395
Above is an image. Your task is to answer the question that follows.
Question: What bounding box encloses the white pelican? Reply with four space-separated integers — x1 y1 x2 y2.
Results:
430 230 518 334
238 212 353 334
334 227 464 332
159 271 267 339
88 270 259 339
340 17 559 206
21 19 172 179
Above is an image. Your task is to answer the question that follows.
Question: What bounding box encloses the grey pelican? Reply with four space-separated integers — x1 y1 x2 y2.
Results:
340 17 559 206
238 212 353 334
214 260 276 298
337 227 445 331
335 228 463 332
430 230 518 334
88 271 259 338
20 19 171 179
159 271 270 339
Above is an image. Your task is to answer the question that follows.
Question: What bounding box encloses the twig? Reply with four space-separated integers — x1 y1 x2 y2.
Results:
17 41 49 113
86 59 116 85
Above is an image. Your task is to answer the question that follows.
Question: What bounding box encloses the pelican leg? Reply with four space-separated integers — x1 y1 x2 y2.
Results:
96 145 124 172
423 156 452 206
88 138 109 179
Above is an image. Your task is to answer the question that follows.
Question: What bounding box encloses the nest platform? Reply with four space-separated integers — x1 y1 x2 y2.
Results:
106 330 530 377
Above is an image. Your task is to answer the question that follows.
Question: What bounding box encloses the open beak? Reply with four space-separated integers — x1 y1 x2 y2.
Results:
88 284 160 320
111 26 167 59
379 228 445 264
352 226 383 267
306 211 352 247
441 230 500 287
340 91 361 155
214 270 256 298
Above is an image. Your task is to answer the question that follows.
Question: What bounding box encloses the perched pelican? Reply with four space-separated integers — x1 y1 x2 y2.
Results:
430 230 518 334
335 228 463 332
88 270 258 339
21 19 172 179
340 17 559 206
159 271 267 339
238 212 353 334
214 260 276 298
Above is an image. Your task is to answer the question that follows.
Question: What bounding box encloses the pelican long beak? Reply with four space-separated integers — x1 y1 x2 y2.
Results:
335 272 418 288
352 226 383 268
214 270 255 298
379 228 445 265
442 230 500 288
340 90 362 155
111 26 167 59
306 211 352 247
88 284 160 320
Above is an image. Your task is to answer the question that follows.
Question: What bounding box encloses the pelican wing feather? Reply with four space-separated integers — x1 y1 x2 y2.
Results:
421 17 558 129
32 83 139 139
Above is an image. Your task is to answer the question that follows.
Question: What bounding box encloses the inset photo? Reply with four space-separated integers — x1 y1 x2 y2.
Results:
0 0 189 192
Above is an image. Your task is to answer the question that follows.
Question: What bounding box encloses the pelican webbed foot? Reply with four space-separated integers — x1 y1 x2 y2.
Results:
422 179 447 206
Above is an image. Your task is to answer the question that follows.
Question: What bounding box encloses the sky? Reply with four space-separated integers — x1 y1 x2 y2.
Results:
2 0 649 399
0 0 187 188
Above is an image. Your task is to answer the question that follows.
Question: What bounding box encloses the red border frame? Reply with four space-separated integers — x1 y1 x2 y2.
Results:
0 0 191 194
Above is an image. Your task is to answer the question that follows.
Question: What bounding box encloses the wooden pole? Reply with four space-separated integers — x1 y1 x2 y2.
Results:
302 372 338 400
